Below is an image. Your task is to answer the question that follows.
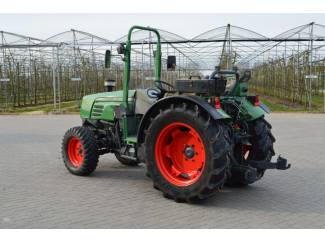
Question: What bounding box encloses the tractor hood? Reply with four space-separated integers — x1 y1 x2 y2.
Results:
80 90 136 120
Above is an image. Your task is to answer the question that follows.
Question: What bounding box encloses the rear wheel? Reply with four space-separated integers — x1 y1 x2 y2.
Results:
227 117 275 186
145 103 230 202
62 126 99 176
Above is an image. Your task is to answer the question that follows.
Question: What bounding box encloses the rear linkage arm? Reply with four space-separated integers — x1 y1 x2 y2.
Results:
247 156 291 170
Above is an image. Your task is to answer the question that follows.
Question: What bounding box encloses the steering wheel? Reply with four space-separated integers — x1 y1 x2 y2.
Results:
156 80 175 93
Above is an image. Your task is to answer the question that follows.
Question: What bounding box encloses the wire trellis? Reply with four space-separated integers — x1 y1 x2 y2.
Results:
1 22 325 112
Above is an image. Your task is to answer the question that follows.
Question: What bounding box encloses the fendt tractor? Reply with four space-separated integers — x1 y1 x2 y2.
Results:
62 26 290 202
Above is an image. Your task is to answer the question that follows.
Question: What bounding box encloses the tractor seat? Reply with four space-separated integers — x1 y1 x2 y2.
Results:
134 88 160 115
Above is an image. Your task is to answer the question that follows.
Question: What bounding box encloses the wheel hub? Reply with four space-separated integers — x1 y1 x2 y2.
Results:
184 146 195 159
155 122 206 187
67 137 84 168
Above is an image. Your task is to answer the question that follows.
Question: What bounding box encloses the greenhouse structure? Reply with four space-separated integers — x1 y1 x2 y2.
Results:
1 22 325 112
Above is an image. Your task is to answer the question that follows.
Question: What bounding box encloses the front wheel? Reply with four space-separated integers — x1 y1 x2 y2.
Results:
145 103 230 202
62 126 99 176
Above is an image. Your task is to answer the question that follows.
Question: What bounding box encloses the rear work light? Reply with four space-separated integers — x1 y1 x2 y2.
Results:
215 97 221 109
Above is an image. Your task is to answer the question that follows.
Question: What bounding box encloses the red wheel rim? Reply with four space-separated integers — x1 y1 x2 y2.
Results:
155 122 206 187
67 137 84 167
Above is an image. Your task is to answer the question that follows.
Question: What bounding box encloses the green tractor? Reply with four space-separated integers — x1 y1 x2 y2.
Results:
61 26 290 202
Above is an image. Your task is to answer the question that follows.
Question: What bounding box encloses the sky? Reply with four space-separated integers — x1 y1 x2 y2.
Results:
0 13 325 41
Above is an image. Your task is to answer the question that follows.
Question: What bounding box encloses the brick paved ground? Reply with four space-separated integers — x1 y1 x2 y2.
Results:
0 114 324 228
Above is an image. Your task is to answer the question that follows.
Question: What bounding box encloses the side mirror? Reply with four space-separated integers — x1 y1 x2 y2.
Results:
167 55 176 71
117 44 125 55
105 50 111 69
240 70 251 82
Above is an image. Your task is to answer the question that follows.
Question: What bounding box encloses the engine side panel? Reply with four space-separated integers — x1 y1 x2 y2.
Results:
80 90 136 121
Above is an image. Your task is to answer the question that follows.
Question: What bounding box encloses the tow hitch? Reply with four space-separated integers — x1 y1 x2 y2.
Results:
247 156 291 170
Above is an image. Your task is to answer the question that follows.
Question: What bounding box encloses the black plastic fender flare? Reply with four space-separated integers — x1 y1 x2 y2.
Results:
136 95 230 145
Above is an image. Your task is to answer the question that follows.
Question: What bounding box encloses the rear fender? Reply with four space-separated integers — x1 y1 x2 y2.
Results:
240 98 268 121
137 95 231 145
259 101 271 114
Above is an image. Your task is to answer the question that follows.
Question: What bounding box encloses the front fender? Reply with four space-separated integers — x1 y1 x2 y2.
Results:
137 95 231 145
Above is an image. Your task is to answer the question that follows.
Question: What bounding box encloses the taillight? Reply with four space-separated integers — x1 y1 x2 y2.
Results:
253 95 260 106
215 97 221 109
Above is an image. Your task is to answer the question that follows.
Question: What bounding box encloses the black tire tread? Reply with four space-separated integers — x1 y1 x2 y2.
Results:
248 117 275 160
61 126 99 176
144 102 231 202
227 117 275 187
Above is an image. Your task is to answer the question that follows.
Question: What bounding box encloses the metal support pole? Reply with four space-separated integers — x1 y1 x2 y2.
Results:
141 41 144 87
308 23 314 111
275 45 278 97
227 24 232 70
52 47 57 110
5 81 8 108
149 31 152 79
323 58 325 113
56 46 61 112
284 42 287 99
298 33 302 104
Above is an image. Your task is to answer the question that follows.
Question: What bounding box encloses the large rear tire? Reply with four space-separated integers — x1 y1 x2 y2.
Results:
62 126 99 176
227 117 275 186
145 103 230 202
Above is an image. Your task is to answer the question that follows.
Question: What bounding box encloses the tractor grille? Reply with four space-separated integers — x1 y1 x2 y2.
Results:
91 104 104 118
